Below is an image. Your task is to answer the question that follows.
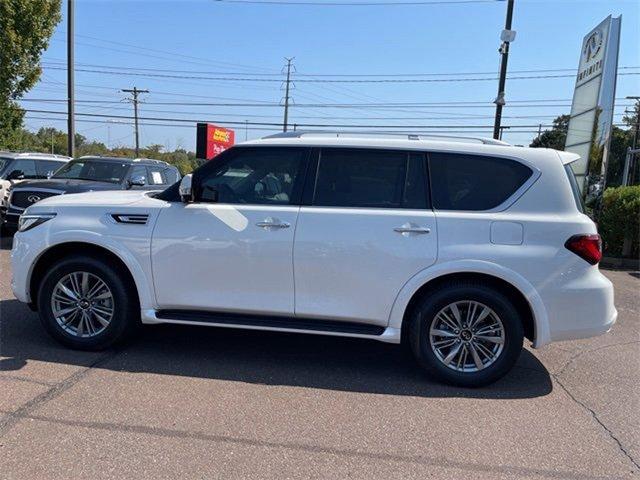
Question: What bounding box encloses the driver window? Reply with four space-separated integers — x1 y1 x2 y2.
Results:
199 148 305 205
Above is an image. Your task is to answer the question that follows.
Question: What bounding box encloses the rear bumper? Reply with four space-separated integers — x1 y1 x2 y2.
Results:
539 267 617 346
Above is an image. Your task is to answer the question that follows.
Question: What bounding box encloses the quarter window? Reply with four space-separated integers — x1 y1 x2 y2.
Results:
428 153 533 211
198 147 306 205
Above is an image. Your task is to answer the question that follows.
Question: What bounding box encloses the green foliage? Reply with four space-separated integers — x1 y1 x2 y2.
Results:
529 115 570 150
599 186 640 258
0 0 62 149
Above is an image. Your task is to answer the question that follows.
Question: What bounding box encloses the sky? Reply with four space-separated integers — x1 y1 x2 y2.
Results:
21 0 640 151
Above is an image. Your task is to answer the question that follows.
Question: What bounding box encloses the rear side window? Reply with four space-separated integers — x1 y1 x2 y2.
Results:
314 149 428 209
429 153 532 211
564 164 585 213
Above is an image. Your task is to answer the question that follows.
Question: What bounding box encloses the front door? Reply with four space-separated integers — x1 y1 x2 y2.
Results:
152 147 309 316
293 148 438 326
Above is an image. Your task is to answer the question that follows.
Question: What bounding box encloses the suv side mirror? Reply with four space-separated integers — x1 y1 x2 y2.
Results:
6 170 24 181
128 175 146 187
179 174 193 202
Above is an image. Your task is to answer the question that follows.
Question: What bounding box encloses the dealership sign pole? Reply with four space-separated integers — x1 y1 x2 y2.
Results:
564 15 622 199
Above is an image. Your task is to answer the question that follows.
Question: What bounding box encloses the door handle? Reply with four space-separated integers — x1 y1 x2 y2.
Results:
394 225 431 234
256 217 290 229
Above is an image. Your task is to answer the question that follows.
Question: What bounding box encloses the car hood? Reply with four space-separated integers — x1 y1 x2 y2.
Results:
32 189 162 208
13 178 122 194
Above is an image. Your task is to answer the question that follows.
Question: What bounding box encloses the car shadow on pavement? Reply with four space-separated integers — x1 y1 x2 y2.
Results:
0 299 552 399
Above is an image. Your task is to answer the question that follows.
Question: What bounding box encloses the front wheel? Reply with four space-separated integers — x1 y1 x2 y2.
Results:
408 282 524 387
37 255 139 350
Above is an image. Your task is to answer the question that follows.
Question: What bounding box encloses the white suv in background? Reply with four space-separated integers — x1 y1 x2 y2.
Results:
0 152 70 223
10 133 616 386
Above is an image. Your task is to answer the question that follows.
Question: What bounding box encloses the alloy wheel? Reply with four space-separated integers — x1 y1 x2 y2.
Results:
51 271 114 338
429 300 505 373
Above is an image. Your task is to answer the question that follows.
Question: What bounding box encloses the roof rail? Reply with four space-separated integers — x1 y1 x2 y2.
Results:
263 130 510 146
0 151 72 159
133 158 171 166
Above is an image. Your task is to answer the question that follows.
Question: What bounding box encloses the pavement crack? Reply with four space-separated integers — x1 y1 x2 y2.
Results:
0 375 55 387
0 350 120 437
553 340 640 377
553 374 640 472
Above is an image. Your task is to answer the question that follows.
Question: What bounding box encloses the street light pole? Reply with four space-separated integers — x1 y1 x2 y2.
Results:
67 0 75 157
493 0 515 140
625 96 640 185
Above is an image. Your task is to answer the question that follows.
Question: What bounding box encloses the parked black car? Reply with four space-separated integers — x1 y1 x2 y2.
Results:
2 156 180 230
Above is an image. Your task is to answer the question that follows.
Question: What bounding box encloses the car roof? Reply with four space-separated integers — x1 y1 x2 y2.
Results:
0 151 71 161
239 131 571 166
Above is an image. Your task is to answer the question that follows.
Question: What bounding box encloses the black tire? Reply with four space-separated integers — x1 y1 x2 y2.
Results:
408 281 524 387
37 255 140 350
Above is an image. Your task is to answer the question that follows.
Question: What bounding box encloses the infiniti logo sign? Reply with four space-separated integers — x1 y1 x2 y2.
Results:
27 195 42 203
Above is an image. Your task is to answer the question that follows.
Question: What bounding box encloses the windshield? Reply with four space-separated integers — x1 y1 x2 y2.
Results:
52 159 129 183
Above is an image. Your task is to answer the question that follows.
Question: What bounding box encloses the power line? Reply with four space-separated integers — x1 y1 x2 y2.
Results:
19 98 635 110
41 65 640 83
212 0 498 5
41 60 639 78
19 108 630 131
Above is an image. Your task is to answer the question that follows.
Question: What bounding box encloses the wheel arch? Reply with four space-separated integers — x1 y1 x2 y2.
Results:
390 262 550 348
29 241 147 311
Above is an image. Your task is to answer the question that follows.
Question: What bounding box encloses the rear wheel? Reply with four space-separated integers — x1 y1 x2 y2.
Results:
408 282 524 387
37 255 139 350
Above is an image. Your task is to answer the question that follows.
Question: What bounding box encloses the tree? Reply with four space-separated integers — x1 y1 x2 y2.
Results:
0 0 61 149
529 115 570 149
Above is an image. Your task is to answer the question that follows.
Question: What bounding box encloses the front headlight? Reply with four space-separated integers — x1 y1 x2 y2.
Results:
18 213 56 232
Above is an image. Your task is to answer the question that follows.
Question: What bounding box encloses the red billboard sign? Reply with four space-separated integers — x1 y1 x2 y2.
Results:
196 123 235 160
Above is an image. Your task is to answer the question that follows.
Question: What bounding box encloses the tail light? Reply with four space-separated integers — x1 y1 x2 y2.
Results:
565 234 602 265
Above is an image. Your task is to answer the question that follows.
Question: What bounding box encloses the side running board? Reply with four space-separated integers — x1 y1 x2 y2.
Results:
155 309 385 336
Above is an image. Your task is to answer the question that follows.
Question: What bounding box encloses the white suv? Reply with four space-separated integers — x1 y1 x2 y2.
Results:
10 133 616 386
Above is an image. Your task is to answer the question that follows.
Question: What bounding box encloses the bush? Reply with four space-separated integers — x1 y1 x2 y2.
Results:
598 186 640 258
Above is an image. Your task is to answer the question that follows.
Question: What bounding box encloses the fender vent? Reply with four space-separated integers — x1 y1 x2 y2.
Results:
111 214 149 225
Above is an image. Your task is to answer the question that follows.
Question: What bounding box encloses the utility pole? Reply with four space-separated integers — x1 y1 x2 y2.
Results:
67 0 75 157
245 119 248 141
282 57 294 132
626 96 640 185
122 87 149 157
492 0 515 140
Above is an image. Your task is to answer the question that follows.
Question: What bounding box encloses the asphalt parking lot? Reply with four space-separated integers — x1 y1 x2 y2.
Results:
0 243 638 480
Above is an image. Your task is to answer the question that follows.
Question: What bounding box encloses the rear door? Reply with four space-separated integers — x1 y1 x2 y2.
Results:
293 148 437 327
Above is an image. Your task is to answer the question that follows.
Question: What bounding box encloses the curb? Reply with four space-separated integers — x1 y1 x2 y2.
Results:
601 256 640 270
